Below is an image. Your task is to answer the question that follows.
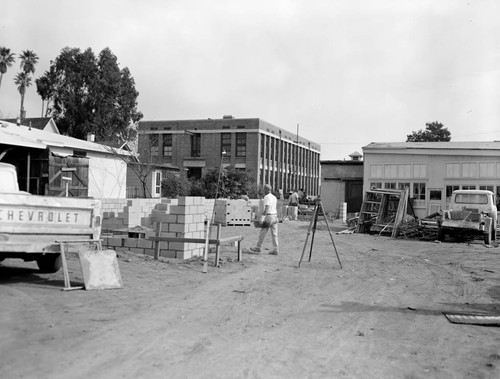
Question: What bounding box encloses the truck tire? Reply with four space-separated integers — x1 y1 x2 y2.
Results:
484 228 492 245
437 226 446 242
36 254 62 273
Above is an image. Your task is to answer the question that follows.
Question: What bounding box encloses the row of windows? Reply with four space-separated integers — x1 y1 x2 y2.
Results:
446 162 500 178
371 162 500 180
370 164 427 179
371 182 500 202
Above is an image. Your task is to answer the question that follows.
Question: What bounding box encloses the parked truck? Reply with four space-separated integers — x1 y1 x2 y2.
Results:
437 189 498 244
0 162 102 272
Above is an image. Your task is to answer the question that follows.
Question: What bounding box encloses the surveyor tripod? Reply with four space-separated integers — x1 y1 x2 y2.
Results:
297 201 342 269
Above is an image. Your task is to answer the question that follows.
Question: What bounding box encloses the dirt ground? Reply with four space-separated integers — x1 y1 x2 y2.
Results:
1 219 500 379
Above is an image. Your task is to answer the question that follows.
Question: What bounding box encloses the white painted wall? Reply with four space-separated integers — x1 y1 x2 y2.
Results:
87 154 127 199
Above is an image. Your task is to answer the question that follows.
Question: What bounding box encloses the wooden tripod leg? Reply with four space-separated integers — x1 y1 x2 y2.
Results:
297 204 318 267
320 202 343 269
308 204 320 262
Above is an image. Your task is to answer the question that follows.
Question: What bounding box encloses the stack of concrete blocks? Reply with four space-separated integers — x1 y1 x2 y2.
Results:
155 196 206 259
214 199 251 226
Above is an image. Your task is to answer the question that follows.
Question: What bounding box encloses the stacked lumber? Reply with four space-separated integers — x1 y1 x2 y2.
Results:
398 220 438 241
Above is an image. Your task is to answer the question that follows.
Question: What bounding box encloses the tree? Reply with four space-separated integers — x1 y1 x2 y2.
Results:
406 121 451 142
37 47 143 142
35 70 55 117
161 172 191 198
14 72 32 120
19 50 39 75
197 166 254 199
0 47 16 90
15 50 39 120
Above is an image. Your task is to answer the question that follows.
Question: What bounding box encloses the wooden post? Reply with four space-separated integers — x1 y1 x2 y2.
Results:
203 217 210 273
154 222 162 260
214 223 221 267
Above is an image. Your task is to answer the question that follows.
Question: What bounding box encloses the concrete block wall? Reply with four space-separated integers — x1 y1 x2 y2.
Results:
101 198 179 231
157 196 206 259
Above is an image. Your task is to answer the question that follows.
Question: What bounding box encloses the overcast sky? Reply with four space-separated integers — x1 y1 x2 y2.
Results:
2 0 499 160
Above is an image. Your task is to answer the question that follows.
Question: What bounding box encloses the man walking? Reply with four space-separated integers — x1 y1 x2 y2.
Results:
288 189 299 221
251 184 279 255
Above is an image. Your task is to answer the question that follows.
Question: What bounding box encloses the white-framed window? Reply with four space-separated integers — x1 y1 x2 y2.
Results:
446 185 459 199
446 163 460 178
413 164 427 178
398 164 411 179
152 170 162 197
384 164 397 178
462 163 477 178
413 182 426 200
479 163 495 178
479 185 494 192
398 182 410 190
370 182 382 189
384 182 396 189
462 185 476 190
370 165 383 178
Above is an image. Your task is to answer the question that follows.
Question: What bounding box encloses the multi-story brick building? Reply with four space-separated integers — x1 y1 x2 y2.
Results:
138 115 321 196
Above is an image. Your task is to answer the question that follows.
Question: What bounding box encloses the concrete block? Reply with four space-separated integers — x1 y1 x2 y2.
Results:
169 205 186 215
123 238 138 248
176 250 192 259
143 248 155 257
160 249 176 258
130 247 145 254
107 237 123 247
138 239 153 249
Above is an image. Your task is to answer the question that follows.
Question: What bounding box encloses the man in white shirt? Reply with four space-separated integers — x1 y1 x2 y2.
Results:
288 190 299 221
251 184 279 255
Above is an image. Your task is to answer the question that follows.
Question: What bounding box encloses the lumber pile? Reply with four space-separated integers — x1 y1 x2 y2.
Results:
397 219 438 241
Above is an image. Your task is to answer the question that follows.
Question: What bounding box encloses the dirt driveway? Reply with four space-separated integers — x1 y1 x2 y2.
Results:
1 219 500 378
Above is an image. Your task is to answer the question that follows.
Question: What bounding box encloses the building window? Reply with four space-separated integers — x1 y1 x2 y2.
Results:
479 163 495 178
152 170 161 197
429 189 442 200
236 133 246 157
384 165 397 178
413 164 427 178
462 185 476 190
413 182 426 200
370 182 382 189
398 182 410 190
479 185 494 192
221 133 231 157
191 133 201 157
384 182 396 189
163 134 172 158
149 134 159 158
446 163 460 178
462 163 477 178
446 185 459 199
370 165 383 178
398 164 411 179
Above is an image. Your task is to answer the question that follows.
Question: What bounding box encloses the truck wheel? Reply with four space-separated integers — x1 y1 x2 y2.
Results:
437 227 446 242
484 228 492 245
36 254 62 273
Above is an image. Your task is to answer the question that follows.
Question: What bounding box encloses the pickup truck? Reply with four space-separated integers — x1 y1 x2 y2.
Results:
0 162 102 272
437 189 497 244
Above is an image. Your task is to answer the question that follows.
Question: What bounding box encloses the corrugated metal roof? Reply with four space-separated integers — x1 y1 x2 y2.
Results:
363 141 500 151
0 121 132 156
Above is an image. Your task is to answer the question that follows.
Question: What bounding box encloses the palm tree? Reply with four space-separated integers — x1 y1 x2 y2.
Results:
19 50 38 75
14 72 32 120
15 50 38 120
0 47 16 89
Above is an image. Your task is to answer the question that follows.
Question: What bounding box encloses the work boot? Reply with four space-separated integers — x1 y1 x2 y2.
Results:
250 247 261 253
269 250 279 255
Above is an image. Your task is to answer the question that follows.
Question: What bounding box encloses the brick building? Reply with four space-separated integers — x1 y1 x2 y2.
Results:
138 115 321 196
